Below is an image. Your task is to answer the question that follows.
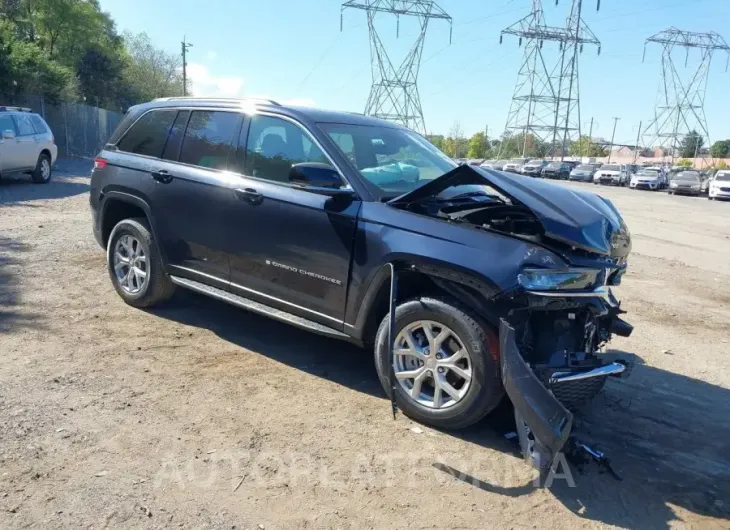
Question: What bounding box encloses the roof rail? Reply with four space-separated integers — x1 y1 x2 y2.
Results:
0 106 32 112
153 96 281 106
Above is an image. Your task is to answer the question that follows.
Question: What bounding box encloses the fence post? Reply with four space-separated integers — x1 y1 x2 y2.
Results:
63 104 70 157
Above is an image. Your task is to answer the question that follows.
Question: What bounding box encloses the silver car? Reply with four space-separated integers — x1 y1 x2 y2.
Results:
0 107 58 183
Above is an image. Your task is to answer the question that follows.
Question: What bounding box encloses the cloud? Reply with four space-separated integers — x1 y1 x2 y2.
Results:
185 63 244 97
206 51 218 61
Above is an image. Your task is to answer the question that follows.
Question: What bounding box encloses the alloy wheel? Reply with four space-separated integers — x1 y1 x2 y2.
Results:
113 234 148 294
393 320 472 409
41 159 51 180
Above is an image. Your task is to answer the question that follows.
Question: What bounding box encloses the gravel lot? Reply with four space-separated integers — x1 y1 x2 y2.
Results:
1 164 729 529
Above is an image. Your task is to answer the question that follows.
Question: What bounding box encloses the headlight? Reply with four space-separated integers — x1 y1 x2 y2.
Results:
692 184 700 190
518 268 601 291
670 182 678 188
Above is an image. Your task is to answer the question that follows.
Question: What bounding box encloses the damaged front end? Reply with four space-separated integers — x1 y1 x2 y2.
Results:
390 164 635 474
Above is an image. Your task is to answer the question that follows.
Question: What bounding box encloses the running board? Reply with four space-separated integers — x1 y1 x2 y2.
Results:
169 276 351 341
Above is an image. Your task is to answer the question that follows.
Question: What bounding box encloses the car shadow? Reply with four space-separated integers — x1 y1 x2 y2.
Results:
0 236 42 333
0 173 90 204
150 292 730 529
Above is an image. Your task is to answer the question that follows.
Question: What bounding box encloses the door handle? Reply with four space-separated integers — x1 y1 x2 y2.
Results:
234 188 263 206
150 169 173 184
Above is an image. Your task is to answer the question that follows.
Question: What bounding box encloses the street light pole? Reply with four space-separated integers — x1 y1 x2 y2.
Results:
181 36 193 96
608 117 620 163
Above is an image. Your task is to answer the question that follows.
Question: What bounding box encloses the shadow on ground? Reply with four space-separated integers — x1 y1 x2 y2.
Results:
0 237 42 333
151 291 730 529
0 174 89 204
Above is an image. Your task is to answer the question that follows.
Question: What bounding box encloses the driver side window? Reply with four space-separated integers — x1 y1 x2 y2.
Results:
243 115 331 184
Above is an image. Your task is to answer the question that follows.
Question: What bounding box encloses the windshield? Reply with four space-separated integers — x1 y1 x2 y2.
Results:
575 165 592 171
319 123 456 197
547 162 561 168
716 173 730 182
600 164 620 171
676 172 700 182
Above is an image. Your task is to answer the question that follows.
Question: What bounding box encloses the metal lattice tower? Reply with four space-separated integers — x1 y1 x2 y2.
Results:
499 0 600 159
341 1 452 134
641 28 730 163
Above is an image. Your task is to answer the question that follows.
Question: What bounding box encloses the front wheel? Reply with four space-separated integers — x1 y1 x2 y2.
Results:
374 296 504 430
31 153 52 183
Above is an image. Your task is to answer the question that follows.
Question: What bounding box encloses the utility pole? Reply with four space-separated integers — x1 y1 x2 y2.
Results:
584 117 594 158
181 36 193 96
484 125 489 159
633 121 642 163
608 116 620 163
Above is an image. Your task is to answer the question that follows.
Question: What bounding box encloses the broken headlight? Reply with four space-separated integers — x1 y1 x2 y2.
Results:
518 268 600 291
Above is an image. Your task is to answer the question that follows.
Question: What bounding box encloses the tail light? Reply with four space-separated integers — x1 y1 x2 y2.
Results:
94 157 108 170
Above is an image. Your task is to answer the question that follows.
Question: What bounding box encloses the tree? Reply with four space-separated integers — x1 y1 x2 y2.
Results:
122 31 184 103
426 134 445 151
710 139 730 159
680 130 704 158
676 159 692 167
442 121 468 158
467 131 488 159
569 136 607 158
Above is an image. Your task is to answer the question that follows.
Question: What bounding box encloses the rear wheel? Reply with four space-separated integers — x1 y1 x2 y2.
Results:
31 153 52 183
374 296 504 430
107 218 175 308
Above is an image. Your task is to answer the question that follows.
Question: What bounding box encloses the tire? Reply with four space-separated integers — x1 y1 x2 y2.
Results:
708 196 714 200
31 153 52 183
668 191 673 195
107 217 175 308
374 296 504 430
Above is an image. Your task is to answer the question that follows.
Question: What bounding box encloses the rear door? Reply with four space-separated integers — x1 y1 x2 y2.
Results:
225 113 359 325
0 114 20 171
11 114 38 169
143 109 244 286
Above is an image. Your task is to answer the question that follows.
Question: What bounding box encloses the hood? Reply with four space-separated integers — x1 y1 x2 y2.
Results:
390 165 631 258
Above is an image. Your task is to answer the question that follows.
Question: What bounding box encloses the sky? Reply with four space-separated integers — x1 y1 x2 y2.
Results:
98 0 730 146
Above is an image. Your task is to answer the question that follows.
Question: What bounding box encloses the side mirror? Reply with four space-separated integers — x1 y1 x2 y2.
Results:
289 162 349 195
2 129 16 140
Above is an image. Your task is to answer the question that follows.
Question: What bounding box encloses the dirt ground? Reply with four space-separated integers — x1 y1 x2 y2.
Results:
1 163 729 529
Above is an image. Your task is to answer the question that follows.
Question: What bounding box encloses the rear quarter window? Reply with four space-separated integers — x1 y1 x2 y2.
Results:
29 115 49 134
117 109 178 158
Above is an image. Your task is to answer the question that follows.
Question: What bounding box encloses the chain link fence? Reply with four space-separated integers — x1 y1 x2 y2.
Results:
9 95 123 158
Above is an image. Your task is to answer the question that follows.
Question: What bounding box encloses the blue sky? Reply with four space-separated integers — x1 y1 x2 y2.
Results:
99 0 730 145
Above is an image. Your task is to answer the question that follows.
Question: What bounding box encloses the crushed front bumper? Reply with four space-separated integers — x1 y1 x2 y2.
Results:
499 319 573 461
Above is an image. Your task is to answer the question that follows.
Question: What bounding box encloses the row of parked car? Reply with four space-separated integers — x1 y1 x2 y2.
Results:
459 157 730 200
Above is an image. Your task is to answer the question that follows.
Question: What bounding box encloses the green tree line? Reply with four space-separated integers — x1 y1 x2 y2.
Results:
0 0 184 108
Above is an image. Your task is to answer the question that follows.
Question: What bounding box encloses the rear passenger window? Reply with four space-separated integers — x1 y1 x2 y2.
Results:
117 110 177 158
179 111 241 170
162 110 190 161
29 115 49 134
14 115 35 136
0 115 15 135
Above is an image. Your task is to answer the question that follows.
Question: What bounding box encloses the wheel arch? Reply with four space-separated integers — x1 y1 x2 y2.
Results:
349 257 503 346
99 192 157 250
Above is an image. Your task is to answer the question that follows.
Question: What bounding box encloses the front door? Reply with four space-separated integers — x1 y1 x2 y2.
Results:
0 114 19 172
226 114 359 325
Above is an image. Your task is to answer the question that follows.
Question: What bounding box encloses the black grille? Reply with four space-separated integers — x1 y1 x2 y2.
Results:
551 376 607 411
721 187 730 192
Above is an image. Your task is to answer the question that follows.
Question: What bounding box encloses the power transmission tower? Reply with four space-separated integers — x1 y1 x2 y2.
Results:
498 0 600 160
341 1 452 134
641 28 730 165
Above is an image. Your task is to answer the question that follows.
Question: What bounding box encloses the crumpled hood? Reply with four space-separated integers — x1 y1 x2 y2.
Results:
390 165 631 258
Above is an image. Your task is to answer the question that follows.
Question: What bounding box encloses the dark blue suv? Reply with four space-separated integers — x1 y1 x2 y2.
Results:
90 97 633 474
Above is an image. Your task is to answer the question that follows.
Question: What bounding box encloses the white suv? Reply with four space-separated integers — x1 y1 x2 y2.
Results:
0 106 57 184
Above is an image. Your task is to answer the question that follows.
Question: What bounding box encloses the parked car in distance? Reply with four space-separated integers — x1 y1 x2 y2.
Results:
0 106 57 184
568 164 597 182
89 96 634 474
520 159 548 177
630 167 664 191
563 160 580 171
668 171 701 196
594 164 628 186
488 159 509 171
541 161 570 180
467 159 485 166
502 158 529 173
708 170 730 200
